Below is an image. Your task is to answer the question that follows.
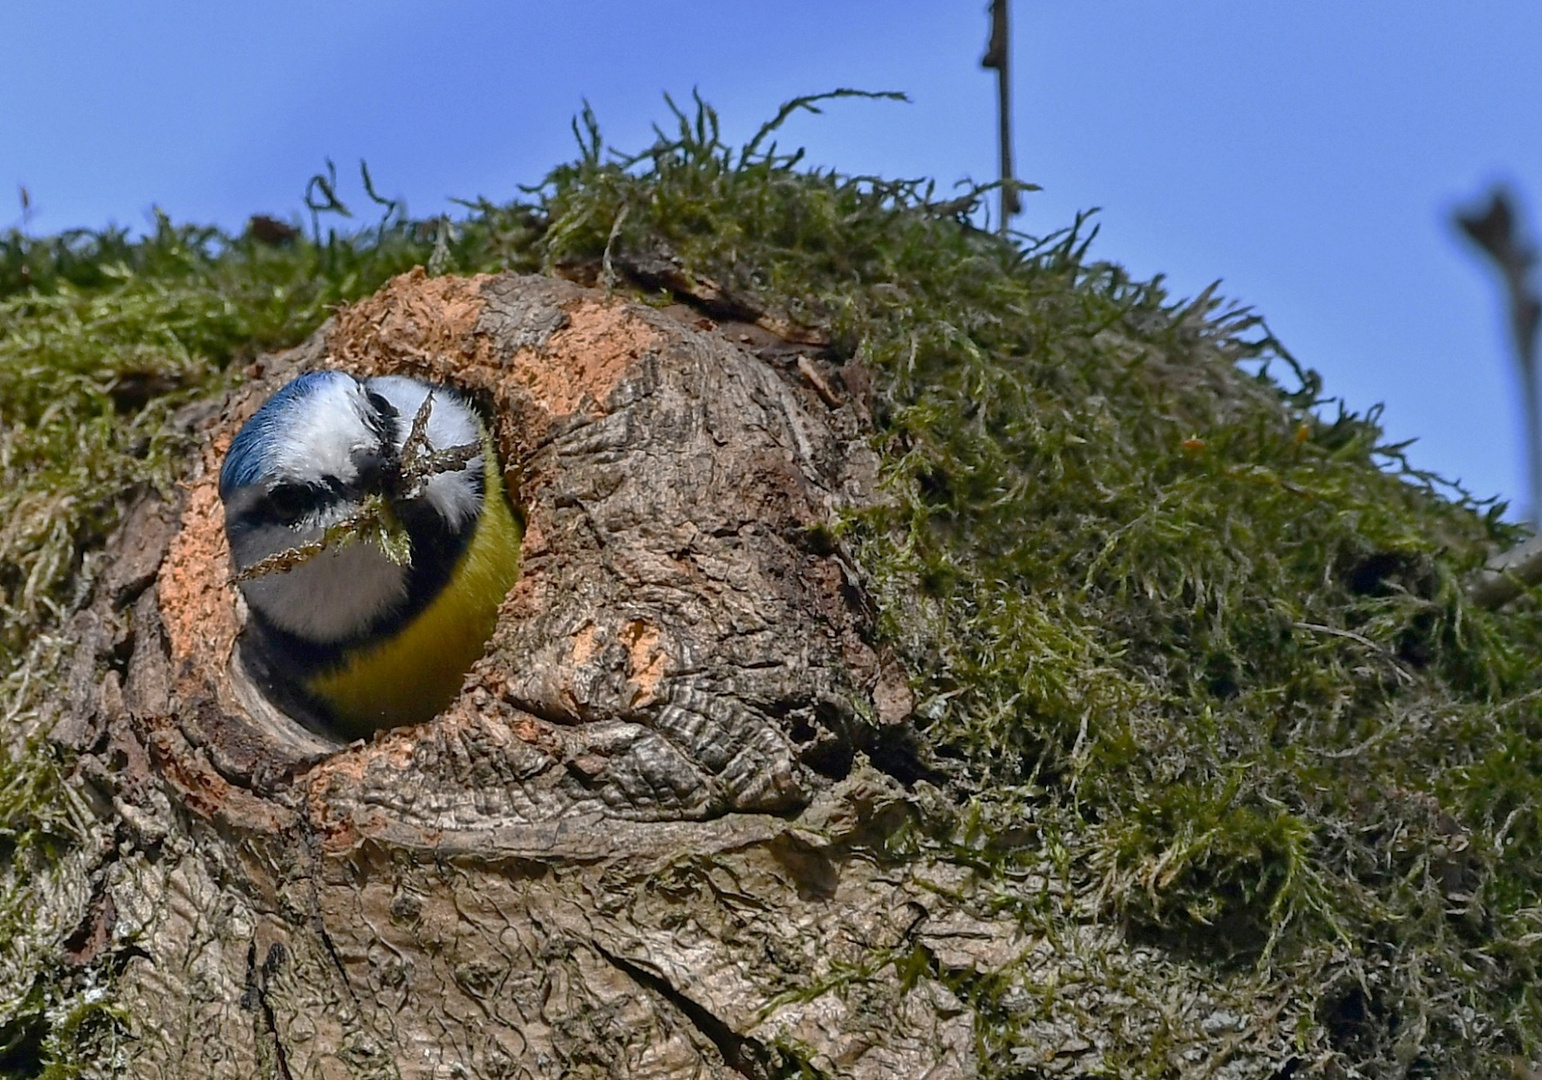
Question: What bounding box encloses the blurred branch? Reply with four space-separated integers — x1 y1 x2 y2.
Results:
1468 533 1542 609
1455 186 1542 525
981 0 1021 233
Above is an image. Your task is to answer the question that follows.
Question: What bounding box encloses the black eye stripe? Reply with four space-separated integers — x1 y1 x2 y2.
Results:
366 391 398 421
265 482 325 520
365 391 399 444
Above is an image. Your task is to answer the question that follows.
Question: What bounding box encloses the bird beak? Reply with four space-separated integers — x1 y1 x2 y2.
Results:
351 444 401 497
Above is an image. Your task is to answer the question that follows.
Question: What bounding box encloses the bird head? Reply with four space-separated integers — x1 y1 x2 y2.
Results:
219 371 485 646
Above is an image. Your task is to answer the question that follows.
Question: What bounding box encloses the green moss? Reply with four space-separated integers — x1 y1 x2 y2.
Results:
0 187 540 1078
531 95 1542 1073
2 96 1540 1073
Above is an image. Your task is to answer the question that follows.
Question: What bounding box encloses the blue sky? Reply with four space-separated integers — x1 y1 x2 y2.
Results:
5 2 1541 517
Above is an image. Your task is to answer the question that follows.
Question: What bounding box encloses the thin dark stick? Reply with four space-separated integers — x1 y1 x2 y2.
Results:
1456 187 1542 526
982 0 1021 234
230 395 479 584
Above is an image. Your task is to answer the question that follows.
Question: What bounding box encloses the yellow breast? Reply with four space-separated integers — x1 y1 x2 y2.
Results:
307 440 521 738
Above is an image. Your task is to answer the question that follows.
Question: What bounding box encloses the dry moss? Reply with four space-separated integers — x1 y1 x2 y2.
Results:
2 96 1540 1075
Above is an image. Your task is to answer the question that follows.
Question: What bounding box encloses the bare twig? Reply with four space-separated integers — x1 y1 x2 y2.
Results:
796 356 841 408
231 394 479 583
981 0 1021 234
393 391 482 502
397 390 436 471
1467 533 1542 609
231 494 400 582
1455 187 1542 525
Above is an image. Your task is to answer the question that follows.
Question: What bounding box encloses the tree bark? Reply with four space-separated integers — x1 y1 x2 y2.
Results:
47 271 1016 1078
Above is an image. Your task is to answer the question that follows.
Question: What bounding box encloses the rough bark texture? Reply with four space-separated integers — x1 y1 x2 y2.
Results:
48 271 1001 1078
38 272 1306 1078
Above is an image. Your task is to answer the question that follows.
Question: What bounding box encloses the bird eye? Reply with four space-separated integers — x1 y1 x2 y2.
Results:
266 483 317 522
366 391 398 421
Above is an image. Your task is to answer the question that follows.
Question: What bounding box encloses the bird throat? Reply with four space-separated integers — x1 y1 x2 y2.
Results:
245 437 522 740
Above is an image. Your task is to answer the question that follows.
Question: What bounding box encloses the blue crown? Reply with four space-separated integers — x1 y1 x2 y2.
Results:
219 371 353 496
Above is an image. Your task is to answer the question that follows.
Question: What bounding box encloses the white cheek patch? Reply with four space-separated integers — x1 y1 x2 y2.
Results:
222 373 489 647
266 376 382 488
365 375 484 529
234 521 409 643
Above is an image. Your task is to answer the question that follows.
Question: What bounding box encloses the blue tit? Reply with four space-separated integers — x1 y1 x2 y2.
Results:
218 370 522 739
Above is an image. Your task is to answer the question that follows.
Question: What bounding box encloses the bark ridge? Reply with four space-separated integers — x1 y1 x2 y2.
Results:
52 271 1015 1078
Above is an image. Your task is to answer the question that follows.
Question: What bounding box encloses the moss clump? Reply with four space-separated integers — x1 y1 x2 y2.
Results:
0 190 540 1078
3 95 1541 1074
532 97 1542 1073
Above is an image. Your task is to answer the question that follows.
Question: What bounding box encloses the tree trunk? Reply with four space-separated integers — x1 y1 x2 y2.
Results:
48 271 1011 1078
